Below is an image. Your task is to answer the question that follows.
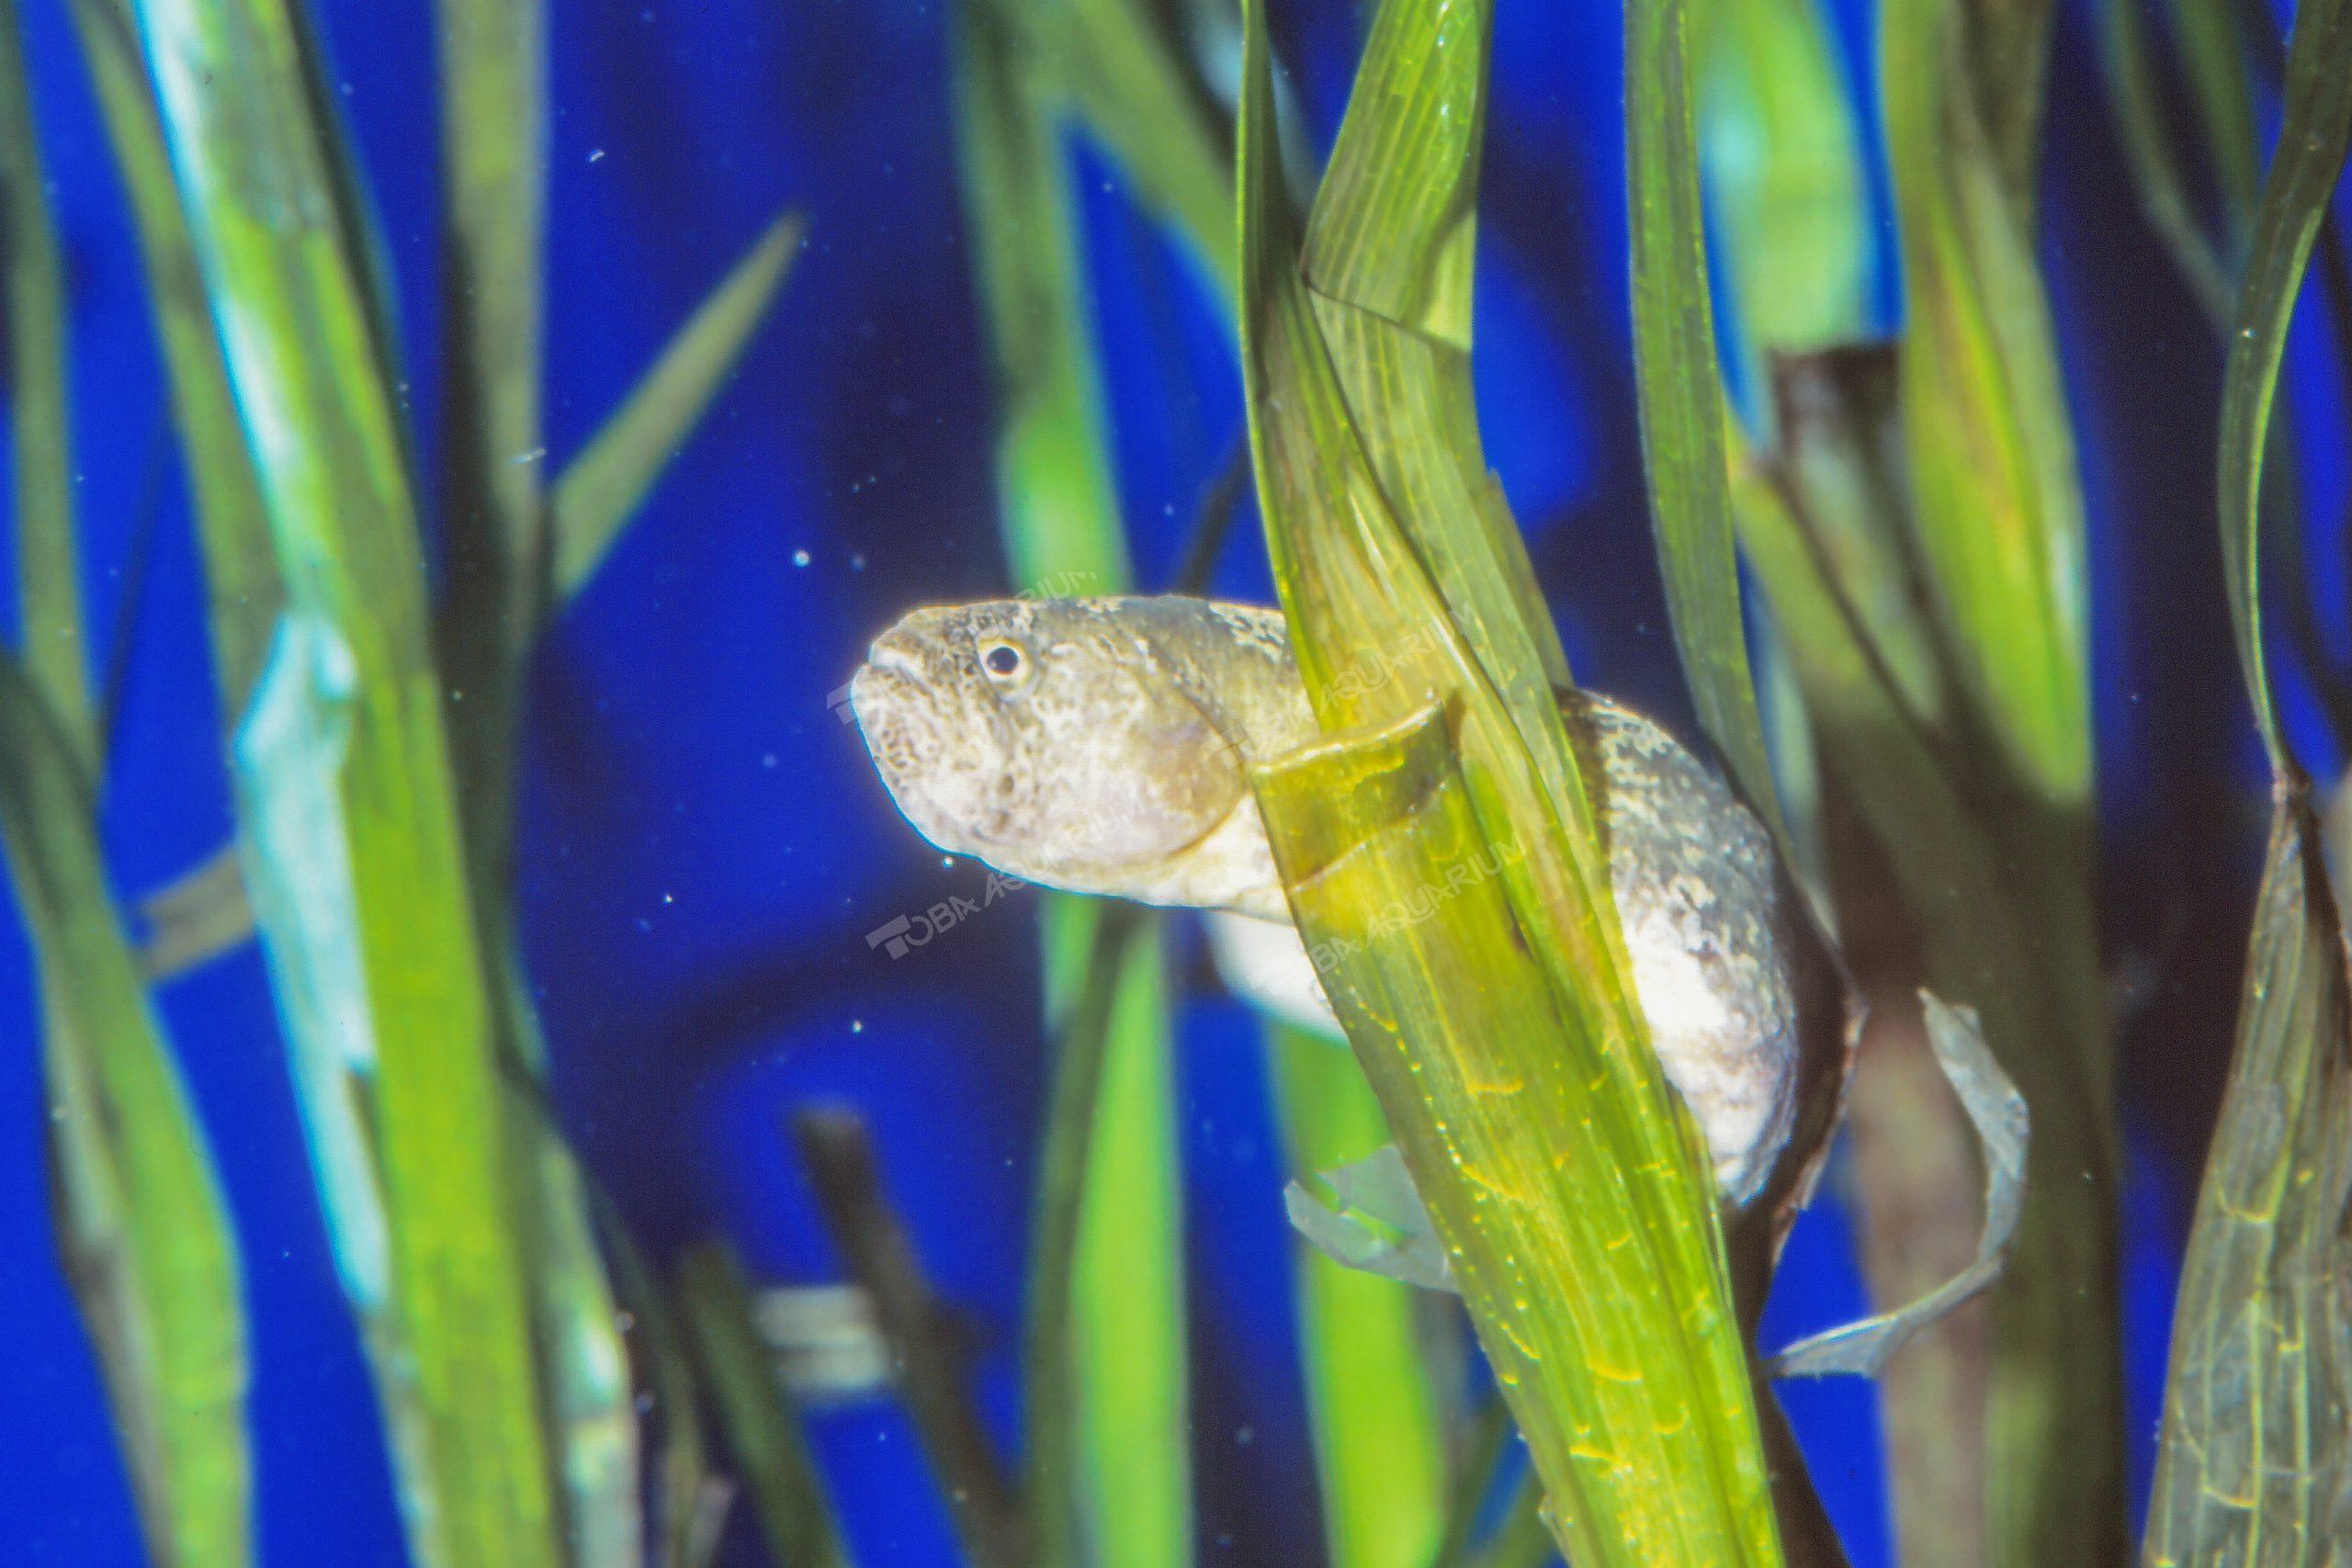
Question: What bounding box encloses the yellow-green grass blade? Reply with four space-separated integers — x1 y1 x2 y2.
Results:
1624 0 1789 850
952 6 1191 1566
1293 0 1578 806
66 0 281 724
2211 0 2352 780
1250 705 1779 1568
2144 3 2352 1557
0 656 250 1568
1880 18 2120 1551
134 2 563 1562
1238 6 1781 1562
1883 0 2091 805
0 0 96 769
1696 0 1871 379
673 1243 855 1568
550 211 805 604
1269 1027 1447 1568
2143 808 2352 1566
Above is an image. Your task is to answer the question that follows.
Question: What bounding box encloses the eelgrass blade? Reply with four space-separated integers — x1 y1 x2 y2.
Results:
1881 2 2121 1552
437 0 548 625
1624 0 1789 850
496 972 644 1568
1732 429 2027 1568
1883 0 2091 805
792 1108 1026 1568
1957 0 2055 217
2143 813 2352 1565
550 211 805 603
65 0 281 725
0 0 96 769
1268 1028 1449 1568
1695 0 1872 384
1238 6 1781 1561
952 0 1129 593
2096 0 2235 322
0 656 250 1567
1054 0 1238 300
598 1212 719 1568
433 0 547 887
137 842 254 979
1249 705 1778 1568
673 1243 855 1568
134 2 563 1561
2166 0 2259 231
2143 1 2352 1556
2210 0 2352 779
432 11 648 1553
952 6 1192 1564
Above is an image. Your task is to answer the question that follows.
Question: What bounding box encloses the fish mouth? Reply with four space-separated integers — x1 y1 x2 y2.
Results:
847 649 984 858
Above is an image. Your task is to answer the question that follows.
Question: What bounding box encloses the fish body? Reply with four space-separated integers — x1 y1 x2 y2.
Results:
849 595 1798 1200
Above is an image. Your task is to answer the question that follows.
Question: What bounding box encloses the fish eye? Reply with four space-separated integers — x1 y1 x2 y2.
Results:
980 640 1027 681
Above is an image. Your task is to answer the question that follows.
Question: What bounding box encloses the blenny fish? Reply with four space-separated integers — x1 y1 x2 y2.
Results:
848 595 1798 1201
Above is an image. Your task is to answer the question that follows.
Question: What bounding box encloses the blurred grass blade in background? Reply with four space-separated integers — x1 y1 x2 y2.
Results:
1046 0 1238 300
2145 0 2352 1558
2095 0 2234 322
1879 0 2120 1553
0 0 96 769
65 0 282 723
674 1243 856 1568
1883 0 2089 803
133 0 566 1562
1238 2 1786 1561
951 5 1191 1565
432 6 642 1560
0 660 251 1568
551 212 806 601
1695 0 1871 400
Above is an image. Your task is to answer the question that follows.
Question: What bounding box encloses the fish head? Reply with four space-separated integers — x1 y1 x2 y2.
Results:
849 599 1248 889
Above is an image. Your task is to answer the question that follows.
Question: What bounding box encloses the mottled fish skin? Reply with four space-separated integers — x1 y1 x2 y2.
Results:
850 595 1798 1201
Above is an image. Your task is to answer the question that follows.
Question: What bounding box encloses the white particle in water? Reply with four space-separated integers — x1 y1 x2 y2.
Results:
851 1020 865 1034
588 148 606 164
793 548 811 567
